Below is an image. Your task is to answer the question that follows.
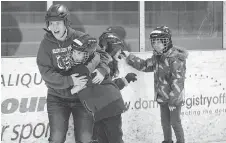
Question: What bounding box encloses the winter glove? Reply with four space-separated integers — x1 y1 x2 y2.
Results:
121 51 126 57
125 73 137 83
122 50 130 57
118 51 126 59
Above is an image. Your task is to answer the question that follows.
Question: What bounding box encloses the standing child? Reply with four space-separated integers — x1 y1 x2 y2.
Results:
125 26 188 143
90 31 138 143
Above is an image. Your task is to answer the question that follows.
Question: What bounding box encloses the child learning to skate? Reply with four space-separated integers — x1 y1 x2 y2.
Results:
125 26 188 143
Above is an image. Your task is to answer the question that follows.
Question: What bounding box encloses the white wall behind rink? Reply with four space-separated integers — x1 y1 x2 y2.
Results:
1 50 226 143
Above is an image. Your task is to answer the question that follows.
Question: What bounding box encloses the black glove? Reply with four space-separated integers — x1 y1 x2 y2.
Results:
118 51 127 59
125 73 137 83
121 51 126 57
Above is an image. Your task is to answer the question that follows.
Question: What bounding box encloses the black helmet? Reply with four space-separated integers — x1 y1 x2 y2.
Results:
106 26 126 39
71 34 97 54
99 31 124 56
70 34 97 64
45 4 70 27
149 26 172 53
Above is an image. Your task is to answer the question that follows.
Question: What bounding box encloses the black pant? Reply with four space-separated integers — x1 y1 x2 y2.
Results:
160 104 185 143
94 114 124 143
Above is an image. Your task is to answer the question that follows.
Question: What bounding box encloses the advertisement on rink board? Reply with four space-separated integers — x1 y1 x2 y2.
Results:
1 51 226 143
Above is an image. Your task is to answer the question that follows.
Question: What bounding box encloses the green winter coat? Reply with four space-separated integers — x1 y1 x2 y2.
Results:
126 46 188 106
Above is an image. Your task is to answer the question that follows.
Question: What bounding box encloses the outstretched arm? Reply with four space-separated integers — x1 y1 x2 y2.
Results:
126 54 155 72
113 73 137 90
113 78 128 90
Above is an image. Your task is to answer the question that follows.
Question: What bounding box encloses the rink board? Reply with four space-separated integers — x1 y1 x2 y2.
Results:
1 51 226 143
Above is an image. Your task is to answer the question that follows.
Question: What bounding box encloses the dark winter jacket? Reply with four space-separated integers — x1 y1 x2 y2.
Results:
127 46 188 106
74 69 127 121
93 61 128 121
77 77 124 115
66 61 128 121
36 27 110 99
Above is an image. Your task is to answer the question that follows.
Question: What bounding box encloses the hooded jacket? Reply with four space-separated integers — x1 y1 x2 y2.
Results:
36 27 111 99
91 60 129 121
126 46 188 106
